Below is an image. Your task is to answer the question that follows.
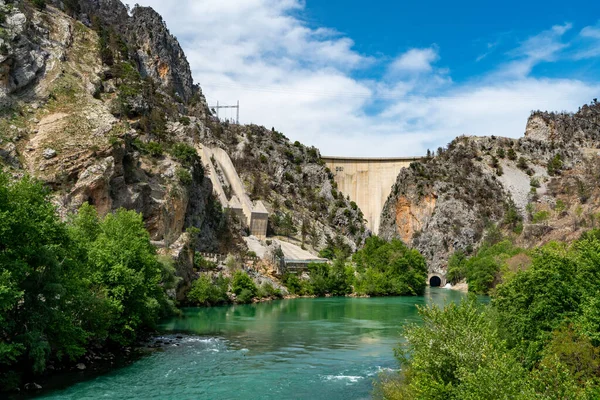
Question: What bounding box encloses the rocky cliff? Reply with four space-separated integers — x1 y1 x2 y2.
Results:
380 100 600 274
0 0 367 298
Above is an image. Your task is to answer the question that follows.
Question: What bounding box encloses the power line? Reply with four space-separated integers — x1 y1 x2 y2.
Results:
209 100 240 124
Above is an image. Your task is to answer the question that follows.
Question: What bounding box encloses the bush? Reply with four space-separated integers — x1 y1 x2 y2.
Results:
0 174 176 386
530 177 541 188
176 167 193 185
547 154 563 176
188 274 230 306
237 289 255 304
232 271 258 300
517 157 528 170
169 143 198 166
507 148 517 161
532 210 550 223
258 282 283 299
282 273 309 295
353 236 428 296
194 253 218 270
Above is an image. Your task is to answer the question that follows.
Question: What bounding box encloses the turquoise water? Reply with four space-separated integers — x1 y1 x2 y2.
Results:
38 289 466 399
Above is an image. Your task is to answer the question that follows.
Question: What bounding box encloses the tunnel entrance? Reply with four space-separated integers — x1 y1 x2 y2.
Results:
429 276 442 287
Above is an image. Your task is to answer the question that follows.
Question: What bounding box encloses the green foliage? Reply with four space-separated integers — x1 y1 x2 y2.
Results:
457 240 524 294
555 199 566 213
232 271 258 303
169 143 198 166
387 298 529 399
533 210 550 223
503 198 523 231
547 154 563 176
187 274 230 306
176 167 193 186
446 250 467 284
282 273 310 295
307 259 354 296
71 204 176 346
496 147 506 158
353 236 428 296
193 253 218 270
517 156 528 170
258 282 283 299
381 230 600 398
530 176 541 188
507 148 517 161
0 172 176 386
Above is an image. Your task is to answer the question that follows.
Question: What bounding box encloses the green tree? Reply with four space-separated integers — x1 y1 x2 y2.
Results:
232 271 257 303
188 274 230 306
353 237 427 296
71 204 176 346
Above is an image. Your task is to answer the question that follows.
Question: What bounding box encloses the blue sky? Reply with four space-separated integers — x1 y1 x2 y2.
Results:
125 0 600 156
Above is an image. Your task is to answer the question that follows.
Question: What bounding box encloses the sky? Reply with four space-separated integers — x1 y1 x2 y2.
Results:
123 0 600 157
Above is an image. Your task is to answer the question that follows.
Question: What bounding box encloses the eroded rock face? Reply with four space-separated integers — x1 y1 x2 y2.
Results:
129 7 195 103
393 194 436 244
380 102 600 274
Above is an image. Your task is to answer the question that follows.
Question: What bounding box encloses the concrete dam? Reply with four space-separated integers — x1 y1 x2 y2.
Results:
322 156 423 234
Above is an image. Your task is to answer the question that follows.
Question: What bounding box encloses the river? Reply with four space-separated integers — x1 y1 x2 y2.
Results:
37 288 466 400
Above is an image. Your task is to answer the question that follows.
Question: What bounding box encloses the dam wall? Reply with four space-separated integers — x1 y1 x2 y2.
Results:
322 156 422 234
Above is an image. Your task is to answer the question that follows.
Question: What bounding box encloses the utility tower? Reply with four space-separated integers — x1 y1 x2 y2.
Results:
210 101 240 124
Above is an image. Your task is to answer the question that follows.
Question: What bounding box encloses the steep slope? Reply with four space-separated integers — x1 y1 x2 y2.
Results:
0 0 368 290
380 100 600 274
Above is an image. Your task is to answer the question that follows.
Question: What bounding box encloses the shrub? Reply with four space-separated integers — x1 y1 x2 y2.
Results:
282 273 309 295
530 177 541 188
507 148 517 161
496 148 506 158
517 157 528 170
194 253 218 270
532 210 550 223
547 154 563 176
170 143 198 166
258 282 282 299
237 289 255 304
353 236 428 296
232 271 258 300
176 168 193 185
188 274 230 306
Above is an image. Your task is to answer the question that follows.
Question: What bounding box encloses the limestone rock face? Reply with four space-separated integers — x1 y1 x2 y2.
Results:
129 6 195 102
380 102 600 274
0 2 71 105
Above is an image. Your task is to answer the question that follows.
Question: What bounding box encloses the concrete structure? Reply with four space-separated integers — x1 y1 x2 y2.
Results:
322 156 423 233
428 273 446 287
198 145 269 239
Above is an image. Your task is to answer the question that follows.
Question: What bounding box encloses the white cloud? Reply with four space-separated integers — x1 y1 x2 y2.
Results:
388 47 439 74
495 23 572 78
124 1 599 157
574 24 600 60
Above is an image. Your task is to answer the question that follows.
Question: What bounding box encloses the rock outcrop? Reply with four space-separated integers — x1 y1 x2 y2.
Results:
0 0 368 299
380 101 600 274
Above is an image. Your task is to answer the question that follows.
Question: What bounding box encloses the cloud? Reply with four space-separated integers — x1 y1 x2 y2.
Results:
574 23 600 60
388 47 439 74
495 23 572 78
124 1 599 157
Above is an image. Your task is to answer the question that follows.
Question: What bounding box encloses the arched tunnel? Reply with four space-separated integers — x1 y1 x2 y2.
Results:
429 275 442 287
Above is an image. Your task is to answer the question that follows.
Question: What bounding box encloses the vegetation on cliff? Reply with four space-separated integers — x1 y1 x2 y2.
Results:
0 172 177 390
377 231 600 399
